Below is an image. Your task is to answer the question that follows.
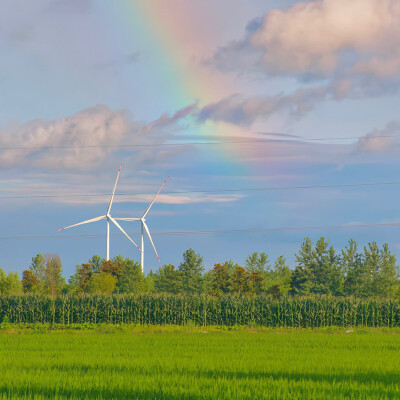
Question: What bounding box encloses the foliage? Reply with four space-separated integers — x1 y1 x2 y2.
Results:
0 269 22 295
178 249 204 295
154 264 181 294
22 270 38 293
87 273 117 295
115 257 143 294
210 264 230 296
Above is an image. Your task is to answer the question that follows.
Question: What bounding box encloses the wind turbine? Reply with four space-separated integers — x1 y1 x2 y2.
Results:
57 164 141 260
114 176 169 272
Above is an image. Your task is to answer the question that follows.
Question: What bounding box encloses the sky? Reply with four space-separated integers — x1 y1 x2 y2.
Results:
2 0 400 277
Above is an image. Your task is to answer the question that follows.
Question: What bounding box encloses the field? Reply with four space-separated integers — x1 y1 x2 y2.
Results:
1 327 400 399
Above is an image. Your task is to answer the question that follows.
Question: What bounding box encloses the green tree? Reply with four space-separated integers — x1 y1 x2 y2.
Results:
116 257 143 294
375 244 399 297
267 256 292 296
245 252 270 274
249 271 264 294
155 264 181 294
223 260 240 275
0 269 23 295
178 249 204 295
42 255 64 297
342 239 367 297
210 263 230 296
291 237 313 295
89 255 103 273
292 237 343 296
87 273 116 295
230 266 250 295
30 253 46 287
143 271 156 294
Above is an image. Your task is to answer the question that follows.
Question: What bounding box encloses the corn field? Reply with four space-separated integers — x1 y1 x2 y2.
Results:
1 295 400 327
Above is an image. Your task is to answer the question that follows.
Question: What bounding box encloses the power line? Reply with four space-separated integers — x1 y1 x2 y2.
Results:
0 133 397 151
2 222 400 241
2 181 400 200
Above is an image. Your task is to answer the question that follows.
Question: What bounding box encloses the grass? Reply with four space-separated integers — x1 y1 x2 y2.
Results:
0 326 400 399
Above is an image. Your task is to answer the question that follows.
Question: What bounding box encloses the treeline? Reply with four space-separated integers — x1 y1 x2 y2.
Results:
0 237 399 299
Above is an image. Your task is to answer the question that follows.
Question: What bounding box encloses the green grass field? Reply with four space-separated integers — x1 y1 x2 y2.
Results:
1 327 400 399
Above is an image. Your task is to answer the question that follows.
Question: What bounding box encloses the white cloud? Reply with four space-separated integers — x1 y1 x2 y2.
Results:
216 0 400 79
0 105 135 169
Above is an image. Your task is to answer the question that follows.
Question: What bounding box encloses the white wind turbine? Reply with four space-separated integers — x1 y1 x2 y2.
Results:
57 164 141 260
114 176 169 272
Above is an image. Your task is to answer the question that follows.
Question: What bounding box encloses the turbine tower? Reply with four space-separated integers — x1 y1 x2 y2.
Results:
57 164 141 260
114 176 169 272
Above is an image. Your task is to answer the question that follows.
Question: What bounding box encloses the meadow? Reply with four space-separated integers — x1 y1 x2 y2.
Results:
1 327 400 399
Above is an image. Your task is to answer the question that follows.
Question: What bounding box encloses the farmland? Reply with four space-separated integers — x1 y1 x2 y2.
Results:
1 327 400 399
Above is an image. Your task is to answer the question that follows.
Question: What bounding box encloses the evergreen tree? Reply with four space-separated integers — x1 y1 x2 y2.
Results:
178 249 204 295
245 252 270 274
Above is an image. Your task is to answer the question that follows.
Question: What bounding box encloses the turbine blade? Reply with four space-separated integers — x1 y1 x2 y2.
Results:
142 176 169 219
109 216 142 252
57 215 106 231
143 221 160 263
107 163 122 215
113 217 141 221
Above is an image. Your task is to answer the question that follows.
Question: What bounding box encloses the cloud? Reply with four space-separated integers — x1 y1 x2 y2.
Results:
0 103 196 171
213 0 400 96
357 122 400 153
0 105 135 170
197 87 330 125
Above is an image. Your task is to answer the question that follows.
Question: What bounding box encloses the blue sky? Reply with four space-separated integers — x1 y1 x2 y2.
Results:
2 0 400 277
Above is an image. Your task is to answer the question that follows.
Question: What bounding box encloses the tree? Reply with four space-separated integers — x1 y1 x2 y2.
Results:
178 249 204 295
30 253 46 287
87 273 116 295
76 263 93 293
210 264 230 296
292 237 343 296
89 255 103 273
230 266 249 295
245 252 270 274
249 271 264 294
223 260 240 275
268 256 292 296
116 257 143 294
291 237 313 295
342 239 367 297
100 260 120 278
143 271 156 294
22 270 39 293
375 243 399 297
155 264 181 294
0 269 23 295
42 255 64 297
